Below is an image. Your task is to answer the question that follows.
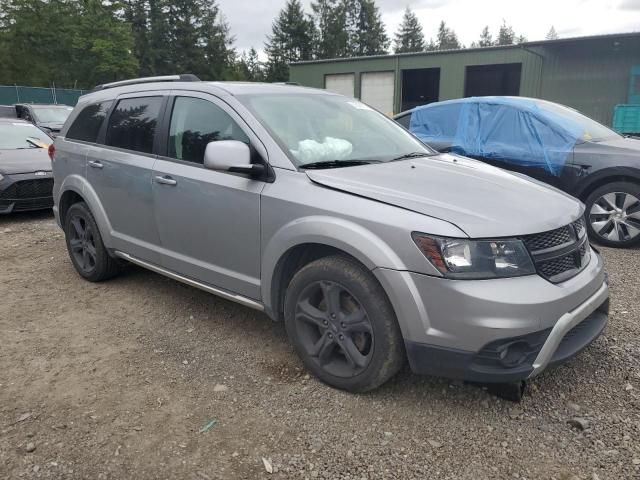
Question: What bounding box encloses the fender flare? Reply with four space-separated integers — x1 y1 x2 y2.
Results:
575 166 640 200
261 215 407 314
57 174 114 248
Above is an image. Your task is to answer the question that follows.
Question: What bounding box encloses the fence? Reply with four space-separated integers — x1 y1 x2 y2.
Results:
0 85 87 106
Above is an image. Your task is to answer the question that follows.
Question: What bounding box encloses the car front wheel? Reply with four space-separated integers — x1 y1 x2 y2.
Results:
284 255 405 392
585 182 640 248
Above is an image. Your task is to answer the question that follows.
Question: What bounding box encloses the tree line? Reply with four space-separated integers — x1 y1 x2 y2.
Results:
0 0 559 88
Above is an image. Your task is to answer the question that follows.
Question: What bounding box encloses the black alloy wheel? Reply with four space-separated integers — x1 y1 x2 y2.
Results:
294 280 374 378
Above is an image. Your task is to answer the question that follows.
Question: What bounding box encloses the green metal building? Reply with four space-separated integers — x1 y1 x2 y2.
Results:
290 32 640 126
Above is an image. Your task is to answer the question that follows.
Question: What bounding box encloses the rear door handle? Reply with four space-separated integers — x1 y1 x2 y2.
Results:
154 175 177 186
88 160 103 169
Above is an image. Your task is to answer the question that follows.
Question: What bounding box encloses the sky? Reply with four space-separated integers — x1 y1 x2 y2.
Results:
217 0 640 54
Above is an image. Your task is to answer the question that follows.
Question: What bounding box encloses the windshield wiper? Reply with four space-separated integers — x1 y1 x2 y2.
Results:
299 160 377 170
390 152 436 161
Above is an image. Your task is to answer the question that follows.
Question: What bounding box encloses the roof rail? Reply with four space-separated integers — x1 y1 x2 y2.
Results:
272 81 300 86
92 74 200 92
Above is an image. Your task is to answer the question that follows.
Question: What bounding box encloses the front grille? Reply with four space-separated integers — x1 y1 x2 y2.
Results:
0 197 54 212
0 179 53 200
523 226 572 252
538 253 577 278
524 218 590 283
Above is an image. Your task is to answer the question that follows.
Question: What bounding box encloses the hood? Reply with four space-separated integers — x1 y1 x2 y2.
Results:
582 136 640 154
306 154 583 238
0 148 52 175
38 122 63 131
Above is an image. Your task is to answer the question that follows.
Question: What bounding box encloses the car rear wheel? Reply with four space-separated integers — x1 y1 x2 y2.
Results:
284 255 405 392
64 202 120 281
585 182 640 248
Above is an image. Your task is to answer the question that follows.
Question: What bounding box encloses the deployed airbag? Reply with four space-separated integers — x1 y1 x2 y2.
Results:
293 137 353 164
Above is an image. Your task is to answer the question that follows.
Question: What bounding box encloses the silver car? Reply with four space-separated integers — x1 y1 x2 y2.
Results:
52 76 609 395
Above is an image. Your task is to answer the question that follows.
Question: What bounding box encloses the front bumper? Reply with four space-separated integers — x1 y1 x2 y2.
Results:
404 284 608 383
374 248 609 383
0 172 54 213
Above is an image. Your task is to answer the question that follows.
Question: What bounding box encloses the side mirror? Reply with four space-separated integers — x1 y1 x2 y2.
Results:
203 140 265 177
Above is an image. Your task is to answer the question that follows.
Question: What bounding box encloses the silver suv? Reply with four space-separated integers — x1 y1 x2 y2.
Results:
52 75 609 395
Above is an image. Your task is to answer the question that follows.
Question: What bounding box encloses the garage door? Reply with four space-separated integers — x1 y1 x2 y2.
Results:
360 71 395 115
325 73 355 97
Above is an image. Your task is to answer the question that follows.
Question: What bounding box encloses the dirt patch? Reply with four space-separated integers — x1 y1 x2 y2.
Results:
1 211 639 479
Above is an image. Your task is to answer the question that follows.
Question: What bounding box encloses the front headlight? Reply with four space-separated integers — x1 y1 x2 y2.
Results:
0 173 4 181
412 233 536 279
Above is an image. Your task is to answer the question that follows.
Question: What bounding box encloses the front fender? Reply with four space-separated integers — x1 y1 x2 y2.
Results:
56 174 114 248
261 215 407 314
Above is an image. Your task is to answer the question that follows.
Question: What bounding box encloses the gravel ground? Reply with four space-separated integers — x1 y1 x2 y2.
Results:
1 210 639 480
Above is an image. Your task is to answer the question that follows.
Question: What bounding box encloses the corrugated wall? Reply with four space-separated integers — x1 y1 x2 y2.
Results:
290 35 640 125
290 47 542 114
536 36 640 126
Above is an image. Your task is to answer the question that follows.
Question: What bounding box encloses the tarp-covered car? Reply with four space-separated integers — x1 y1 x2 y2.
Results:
395 97 640 248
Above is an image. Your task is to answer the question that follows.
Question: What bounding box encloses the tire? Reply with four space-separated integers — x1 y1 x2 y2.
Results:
64 202 120 281
585 182 640 248
284 255 405 392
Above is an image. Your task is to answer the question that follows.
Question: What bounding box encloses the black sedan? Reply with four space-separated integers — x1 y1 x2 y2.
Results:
395 97 640 248
0 118 54 213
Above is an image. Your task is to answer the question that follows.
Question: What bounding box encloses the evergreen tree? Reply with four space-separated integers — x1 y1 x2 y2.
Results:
344 0 389 56
265 0 314 82
546 26 558 40
393 7 425 53
310 0 349 59
147 0 172 75
235 48 264 81
245 48 264 81
0 0 137 87
435 21 461 50
477 25 493 47
72 0 139 85
496 19 515 45
166 0 235 80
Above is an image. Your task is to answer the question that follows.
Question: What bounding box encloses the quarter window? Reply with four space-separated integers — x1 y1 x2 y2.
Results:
168 97 249 164
66 101 113 143
106 97 163 154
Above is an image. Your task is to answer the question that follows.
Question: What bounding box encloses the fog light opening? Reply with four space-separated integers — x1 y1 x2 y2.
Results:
498 341 530 368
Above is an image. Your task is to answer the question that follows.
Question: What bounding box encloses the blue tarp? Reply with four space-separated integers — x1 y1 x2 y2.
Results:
409 97 585 176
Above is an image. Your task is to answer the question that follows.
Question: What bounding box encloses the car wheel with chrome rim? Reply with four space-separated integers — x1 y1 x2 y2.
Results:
585 182 640 248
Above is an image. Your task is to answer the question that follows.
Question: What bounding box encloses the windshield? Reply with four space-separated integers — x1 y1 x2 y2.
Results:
32 106 73 124
0 123 52 149
536 101 621 143
237 93 435 166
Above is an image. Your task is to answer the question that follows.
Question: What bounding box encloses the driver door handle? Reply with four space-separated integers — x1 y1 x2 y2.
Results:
155 175 177 186
88 160 103 169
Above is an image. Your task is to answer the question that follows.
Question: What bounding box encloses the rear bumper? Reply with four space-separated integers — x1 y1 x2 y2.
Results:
405 285 608 383
0 172 53 213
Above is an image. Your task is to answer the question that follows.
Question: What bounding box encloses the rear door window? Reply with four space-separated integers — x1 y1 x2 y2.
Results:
66 101 113 142
106 97 163 154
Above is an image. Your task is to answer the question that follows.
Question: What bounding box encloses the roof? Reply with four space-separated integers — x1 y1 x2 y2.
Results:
15 103 72 107
0 117 31 124
79 80 327 104
291 31 640 66
396 96 553 116
205 81 324 95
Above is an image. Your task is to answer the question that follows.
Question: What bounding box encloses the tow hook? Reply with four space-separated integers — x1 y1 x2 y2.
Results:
485 381 527 402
